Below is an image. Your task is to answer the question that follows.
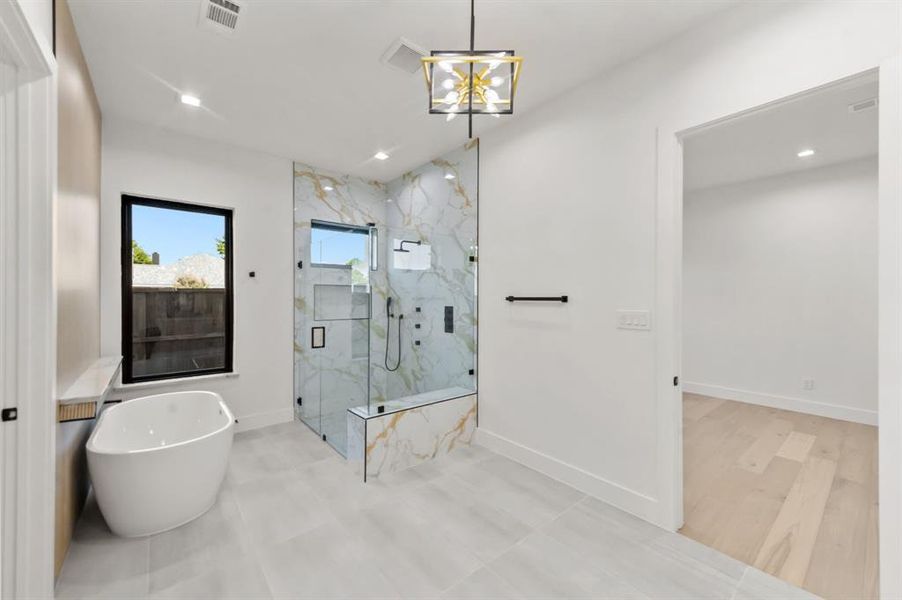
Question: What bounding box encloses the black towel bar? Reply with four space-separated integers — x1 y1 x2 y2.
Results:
505 296 568 303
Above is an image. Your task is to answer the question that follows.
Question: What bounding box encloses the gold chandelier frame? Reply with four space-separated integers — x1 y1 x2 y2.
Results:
420 0 523 138
421 55 523 110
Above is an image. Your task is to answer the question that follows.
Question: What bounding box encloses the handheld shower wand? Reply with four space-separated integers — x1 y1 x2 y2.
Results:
384 297 402 372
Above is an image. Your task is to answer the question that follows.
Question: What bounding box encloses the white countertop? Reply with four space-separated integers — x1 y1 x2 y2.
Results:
59 356 122 408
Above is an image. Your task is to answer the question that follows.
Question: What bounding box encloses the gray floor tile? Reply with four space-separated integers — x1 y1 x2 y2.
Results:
735 568 822 600
227 435 298 486
487 531 616 599
541 498 741 599
232 469 334 546
60 418 822 600
148 555 272 600
147 488 254 595
255 520 399 599
56 534 149 599
299 455 394 518
403 475 533 562
451 455 585 529
336 498 484 598
440 567 524 599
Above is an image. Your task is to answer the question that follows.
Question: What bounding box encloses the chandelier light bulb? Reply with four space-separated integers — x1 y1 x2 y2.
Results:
442 79 455 90
490 76 504 87
439 61 454 73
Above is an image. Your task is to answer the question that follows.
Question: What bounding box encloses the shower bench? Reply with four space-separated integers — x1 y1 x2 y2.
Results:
346 387 477 481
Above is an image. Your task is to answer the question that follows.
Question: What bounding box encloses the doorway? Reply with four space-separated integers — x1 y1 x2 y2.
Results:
677 73 879 598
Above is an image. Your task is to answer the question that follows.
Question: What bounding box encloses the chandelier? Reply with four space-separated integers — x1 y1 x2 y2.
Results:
421 0 523 138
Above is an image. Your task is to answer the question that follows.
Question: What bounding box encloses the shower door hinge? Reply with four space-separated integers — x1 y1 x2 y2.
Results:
297 260 303 269
322 433 327 441
296 397 302 406
673 376 679 387
2 407 18 422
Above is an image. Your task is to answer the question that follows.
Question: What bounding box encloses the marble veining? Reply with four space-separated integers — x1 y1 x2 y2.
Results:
362 394 477 479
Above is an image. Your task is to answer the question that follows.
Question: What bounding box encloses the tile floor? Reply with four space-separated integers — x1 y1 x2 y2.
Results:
56 420 820 599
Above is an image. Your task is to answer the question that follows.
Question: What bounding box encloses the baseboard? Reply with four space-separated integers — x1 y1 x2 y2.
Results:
683 382 877 426
473 428 662 526
235 407 294 432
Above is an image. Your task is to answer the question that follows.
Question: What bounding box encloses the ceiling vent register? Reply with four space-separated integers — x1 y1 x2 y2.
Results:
848 98 878 113
382 38 427 75
199 0 242 35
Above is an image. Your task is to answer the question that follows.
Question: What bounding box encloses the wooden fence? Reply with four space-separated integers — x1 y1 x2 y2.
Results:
131 287 226 376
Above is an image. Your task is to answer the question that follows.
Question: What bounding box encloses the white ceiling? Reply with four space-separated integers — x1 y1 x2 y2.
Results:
684 73 879 191
70 0 737 181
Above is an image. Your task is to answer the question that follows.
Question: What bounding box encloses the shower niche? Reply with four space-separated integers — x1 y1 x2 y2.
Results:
293 141 478 469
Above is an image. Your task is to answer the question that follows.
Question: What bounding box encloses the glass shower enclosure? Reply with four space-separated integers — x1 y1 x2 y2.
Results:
293 141 478 456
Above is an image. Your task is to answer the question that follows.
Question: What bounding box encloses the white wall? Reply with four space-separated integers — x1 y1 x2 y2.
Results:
683 158 877 425
16 0 52 51
100 118 294 430
476 0 899 528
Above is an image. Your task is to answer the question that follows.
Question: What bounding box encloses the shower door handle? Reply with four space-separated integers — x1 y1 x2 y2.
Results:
368 225 379 271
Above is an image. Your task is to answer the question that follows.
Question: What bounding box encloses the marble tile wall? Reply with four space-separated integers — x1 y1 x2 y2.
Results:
293 141 478 454
383 140 478 401
347 394 478 480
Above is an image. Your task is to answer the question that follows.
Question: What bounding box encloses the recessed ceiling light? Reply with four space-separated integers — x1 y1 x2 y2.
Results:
374 151 390 161
180 94 202 107
797 149 815 158
323 186 334 192
444 173 456 180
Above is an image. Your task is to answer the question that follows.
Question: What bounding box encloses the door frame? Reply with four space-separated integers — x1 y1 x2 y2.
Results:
655 61 902 597
0 1 57 598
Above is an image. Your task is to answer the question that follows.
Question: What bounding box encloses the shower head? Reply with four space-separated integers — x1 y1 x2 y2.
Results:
395 240 422 253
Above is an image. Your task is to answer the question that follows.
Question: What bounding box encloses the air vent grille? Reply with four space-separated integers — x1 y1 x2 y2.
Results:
382 38 427 75
198 0 242 35
849 98 878 113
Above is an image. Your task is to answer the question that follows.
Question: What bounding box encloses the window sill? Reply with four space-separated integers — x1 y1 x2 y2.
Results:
115 371 239 391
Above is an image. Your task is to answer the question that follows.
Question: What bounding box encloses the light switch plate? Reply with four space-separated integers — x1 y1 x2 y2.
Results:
617 310 651 330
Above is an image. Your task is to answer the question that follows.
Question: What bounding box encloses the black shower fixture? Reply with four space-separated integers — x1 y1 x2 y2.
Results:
395 240 422 253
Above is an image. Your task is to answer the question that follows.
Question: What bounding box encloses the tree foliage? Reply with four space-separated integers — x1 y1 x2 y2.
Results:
175 274 209 289
216 237 226 258
132 240 153 264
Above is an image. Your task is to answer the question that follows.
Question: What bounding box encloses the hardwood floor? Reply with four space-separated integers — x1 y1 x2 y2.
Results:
680 393 878 600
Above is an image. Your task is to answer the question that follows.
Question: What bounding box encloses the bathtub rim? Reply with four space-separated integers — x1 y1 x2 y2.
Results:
87 390 235 456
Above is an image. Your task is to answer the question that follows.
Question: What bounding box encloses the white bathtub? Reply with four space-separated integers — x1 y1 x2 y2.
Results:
87 390 234 537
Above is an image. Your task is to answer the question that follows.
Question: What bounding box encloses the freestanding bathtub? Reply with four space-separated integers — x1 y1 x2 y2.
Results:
87 390 234 537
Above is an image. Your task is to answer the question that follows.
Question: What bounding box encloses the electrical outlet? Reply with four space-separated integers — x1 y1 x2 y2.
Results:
617 310 651 330
802 378 815 391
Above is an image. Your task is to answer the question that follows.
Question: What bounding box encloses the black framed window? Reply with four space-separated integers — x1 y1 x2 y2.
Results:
121 195 234 384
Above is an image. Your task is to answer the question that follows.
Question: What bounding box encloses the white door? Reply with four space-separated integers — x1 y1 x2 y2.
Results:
0 2 58 597
0 53 15 600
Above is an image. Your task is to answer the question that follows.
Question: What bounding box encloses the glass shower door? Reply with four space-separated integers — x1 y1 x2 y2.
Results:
300 221 372 456
369 228 476 412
